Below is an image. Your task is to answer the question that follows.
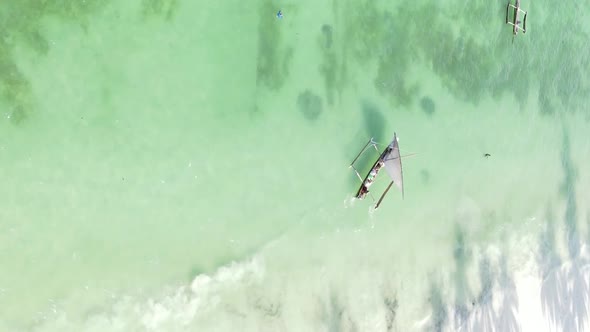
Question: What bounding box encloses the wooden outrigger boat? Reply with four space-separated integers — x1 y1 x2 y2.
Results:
349 133 407 210
506 0 527 42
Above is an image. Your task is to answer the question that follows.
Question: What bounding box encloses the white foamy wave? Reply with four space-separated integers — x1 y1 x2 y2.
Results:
343 194 357 208
142 257 265 329
21 208 590 332
28 256 265 332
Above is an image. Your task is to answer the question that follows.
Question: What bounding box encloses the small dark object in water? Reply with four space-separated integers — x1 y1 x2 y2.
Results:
321 24 333 49
277 10 283 19
420 96 435 116
484 153 491 158
420 169 430 184
296 90 323 121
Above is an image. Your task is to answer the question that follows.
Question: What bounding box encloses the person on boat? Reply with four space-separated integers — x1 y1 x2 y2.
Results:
369 169 378 178
375 160 384 171
358 185 369 198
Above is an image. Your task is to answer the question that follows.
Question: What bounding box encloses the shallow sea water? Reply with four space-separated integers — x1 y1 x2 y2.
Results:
1 0 589 331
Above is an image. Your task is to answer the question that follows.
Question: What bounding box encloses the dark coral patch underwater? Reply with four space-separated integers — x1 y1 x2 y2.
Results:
297 90 323 121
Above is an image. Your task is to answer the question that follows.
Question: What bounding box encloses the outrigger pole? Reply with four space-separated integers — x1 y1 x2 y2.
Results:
348 137 379 204
375 181 394 209
349 137 378 182
349 138 378 167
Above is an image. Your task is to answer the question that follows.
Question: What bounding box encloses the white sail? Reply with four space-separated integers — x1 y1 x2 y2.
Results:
382 133 404 197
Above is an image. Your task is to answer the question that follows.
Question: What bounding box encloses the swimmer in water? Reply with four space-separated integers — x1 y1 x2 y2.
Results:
484 153 491 158
277 10 283 19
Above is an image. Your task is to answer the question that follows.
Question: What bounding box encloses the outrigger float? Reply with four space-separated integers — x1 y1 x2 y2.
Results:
505 0 527 42
349 133 408 210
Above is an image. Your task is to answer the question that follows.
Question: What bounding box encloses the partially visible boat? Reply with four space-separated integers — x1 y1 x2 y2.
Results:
506 0 527 42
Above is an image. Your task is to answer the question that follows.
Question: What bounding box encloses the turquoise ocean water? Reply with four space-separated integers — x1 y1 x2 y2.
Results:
1 0 589 331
